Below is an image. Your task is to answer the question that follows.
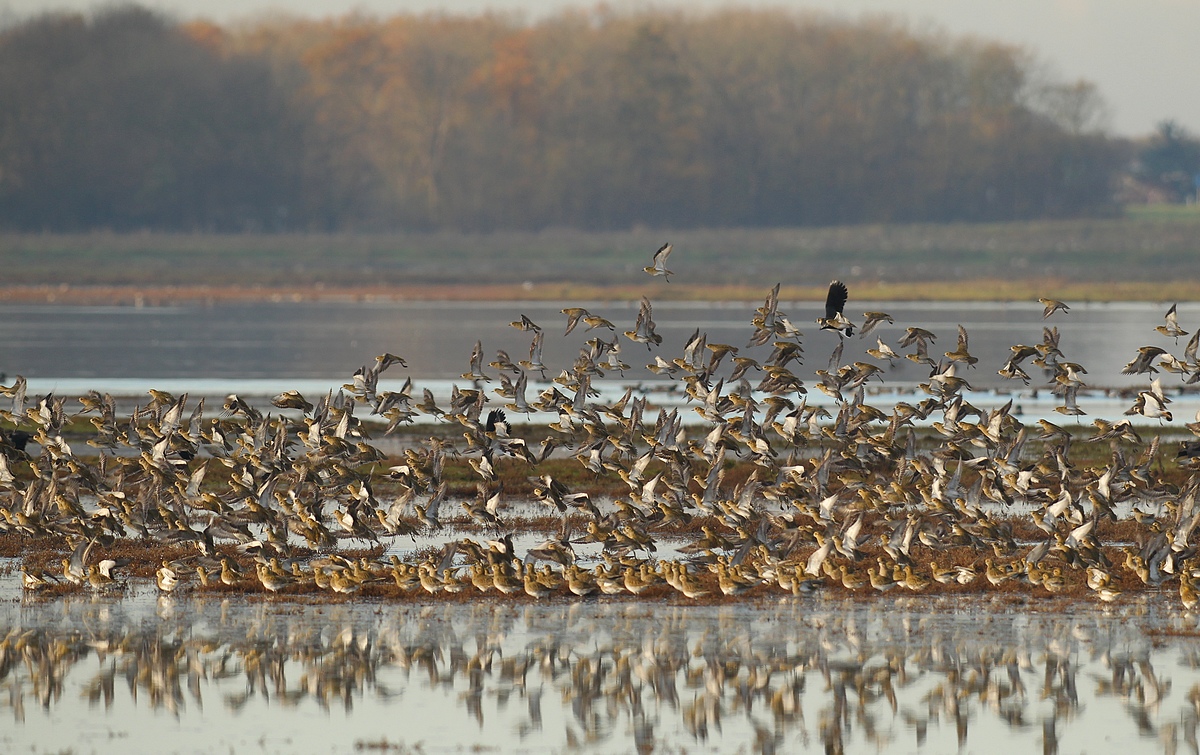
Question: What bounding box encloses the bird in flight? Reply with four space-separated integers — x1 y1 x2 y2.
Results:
624 297 662 348
817 280 854 336
1156 303 1188 340
644 242 673 281
1039 298 1070 319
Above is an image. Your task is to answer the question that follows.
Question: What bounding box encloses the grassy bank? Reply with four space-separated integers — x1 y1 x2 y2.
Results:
4 209 1200 302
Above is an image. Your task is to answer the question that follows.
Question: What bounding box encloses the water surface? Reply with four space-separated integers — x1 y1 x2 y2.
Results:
0 299 1187 387
3 580 1199 755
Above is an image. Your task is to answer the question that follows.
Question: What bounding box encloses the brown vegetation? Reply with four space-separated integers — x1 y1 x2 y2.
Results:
0 5 1121 233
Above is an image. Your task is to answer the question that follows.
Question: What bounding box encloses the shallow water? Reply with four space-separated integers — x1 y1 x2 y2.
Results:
0 299 1190 388
7 299 1200 432
4 576 1200 754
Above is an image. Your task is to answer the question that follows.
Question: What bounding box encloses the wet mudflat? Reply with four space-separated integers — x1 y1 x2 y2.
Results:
2 580 1200 755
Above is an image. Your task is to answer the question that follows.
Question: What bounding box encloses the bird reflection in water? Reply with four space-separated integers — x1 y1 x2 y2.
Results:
2 599 1200 753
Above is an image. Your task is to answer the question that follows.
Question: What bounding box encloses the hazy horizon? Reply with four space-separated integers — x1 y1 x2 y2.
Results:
1 0 1195 137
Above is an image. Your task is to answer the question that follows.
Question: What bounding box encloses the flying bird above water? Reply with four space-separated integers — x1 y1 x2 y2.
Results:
1039 298 1070 319
520 329 547 376
1157 303 1188 340
858 311 893 339
866 338 900 364
817 280 854 336
1122 345 1168 375
510 314 541 332
644 242 673 281
624 297 662 349
462 340 491 382
1126 376 1172 421
561 307 591 336
560 307 615 335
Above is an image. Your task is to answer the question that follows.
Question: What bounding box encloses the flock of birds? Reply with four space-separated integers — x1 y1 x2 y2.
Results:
4 243 1200 607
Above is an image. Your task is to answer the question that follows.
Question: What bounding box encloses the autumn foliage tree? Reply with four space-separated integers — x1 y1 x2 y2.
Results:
0 6 305 231
0 5 1125 232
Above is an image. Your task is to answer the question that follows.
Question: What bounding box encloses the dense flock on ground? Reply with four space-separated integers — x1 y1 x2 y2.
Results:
3 283 1200 607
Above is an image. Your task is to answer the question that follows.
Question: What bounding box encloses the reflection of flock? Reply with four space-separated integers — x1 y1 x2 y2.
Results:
0 600 1196 753
4 282 1200 605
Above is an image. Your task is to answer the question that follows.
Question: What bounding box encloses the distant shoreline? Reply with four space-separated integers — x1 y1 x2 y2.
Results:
5 210 1200 303
0 280 1195 305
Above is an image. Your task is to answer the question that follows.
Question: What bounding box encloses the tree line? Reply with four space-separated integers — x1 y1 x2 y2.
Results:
0 5 1137 232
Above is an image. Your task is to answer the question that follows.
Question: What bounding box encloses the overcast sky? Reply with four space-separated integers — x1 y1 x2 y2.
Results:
2 0 1195 137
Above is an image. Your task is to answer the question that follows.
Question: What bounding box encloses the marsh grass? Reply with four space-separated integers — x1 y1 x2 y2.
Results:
4 212 1200 301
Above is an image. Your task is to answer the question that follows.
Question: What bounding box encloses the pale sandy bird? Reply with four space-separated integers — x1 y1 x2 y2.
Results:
1053 383 1085 416
858 311 893 338
1181 576 1198 609
1156 302 1187 337
1123 346 1168 375
867 337 900 364
644 242 673 281
272 389 314 412
1089 417 1141 443
748 283 783 346
714 562 757 596
998 344 1039 383
838 565 868 590
564 565 598 596
501 370 531 413
624 297 662 348
930 562 957 585
1039 298 1070 319
561 307 592 336
676 327 706 370
1159 352 1189 374
256 563 291 592
64 536 95 585
677 568 709 599
21 569 53 591
1053 361 1088 386
95 559 122 583
1126 378 1173 421
647 355 678 376
943 325 978 367
220 557 244 586
898 326 936 348
461 340 491 382
519 329 547 376
510 314 541 332
582 313 615 331
1033 325 1064 370
997 361 1030 383
156 563 180 593
464 482 504 527
489 350 520 375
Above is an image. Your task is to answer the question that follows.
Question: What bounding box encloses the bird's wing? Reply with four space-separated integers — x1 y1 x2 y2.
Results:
825 281 849 319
